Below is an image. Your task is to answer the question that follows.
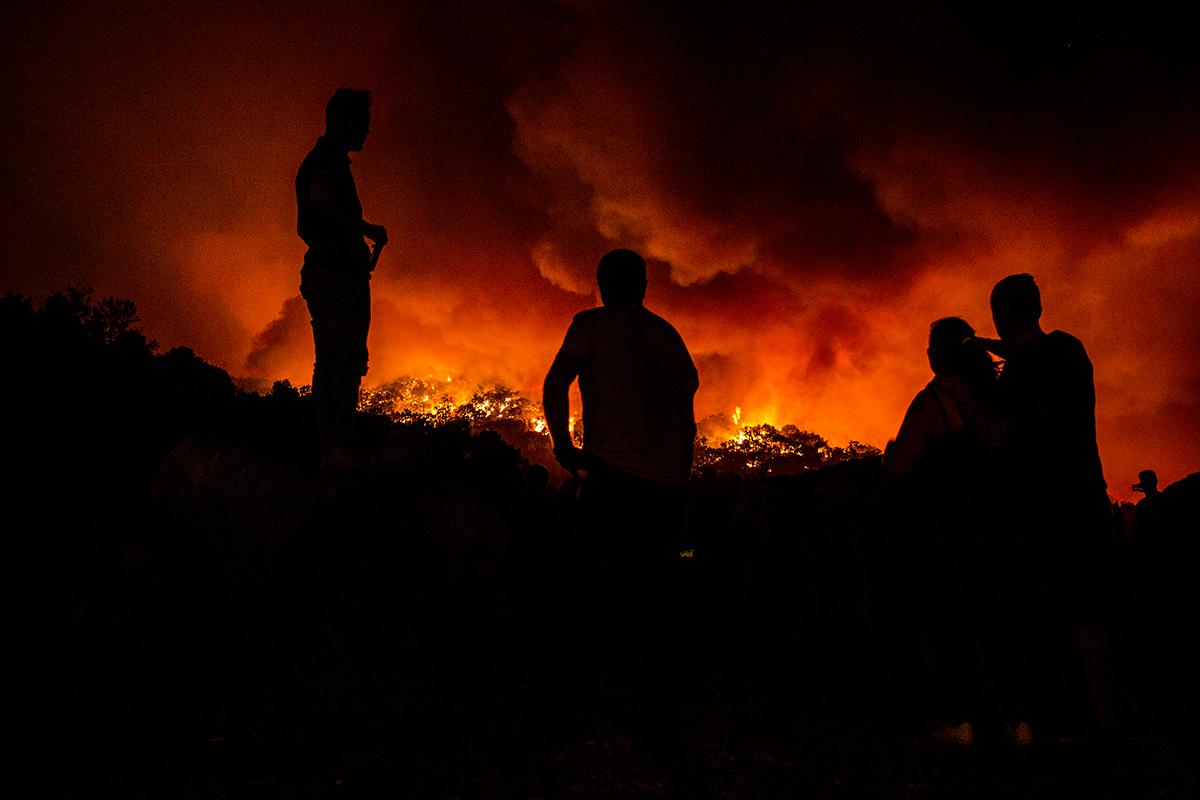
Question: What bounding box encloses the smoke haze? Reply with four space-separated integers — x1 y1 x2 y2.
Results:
3 1 1197 498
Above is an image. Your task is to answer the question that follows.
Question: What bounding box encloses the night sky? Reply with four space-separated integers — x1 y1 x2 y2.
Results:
3 1 1197 498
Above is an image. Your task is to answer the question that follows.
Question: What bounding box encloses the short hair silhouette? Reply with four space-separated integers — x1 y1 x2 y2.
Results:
929 317 998 396
991 273 1042 325
929 316 976 353
596 249 647 303
326 88 372 126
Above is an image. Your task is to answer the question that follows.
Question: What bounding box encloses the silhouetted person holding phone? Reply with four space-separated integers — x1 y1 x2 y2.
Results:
543 248 698 742
297 89 387 470
941 274 1116 740
1131 470 1163 549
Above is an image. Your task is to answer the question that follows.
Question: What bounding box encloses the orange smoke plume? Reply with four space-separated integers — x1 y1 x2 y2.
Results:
3 3 1197 499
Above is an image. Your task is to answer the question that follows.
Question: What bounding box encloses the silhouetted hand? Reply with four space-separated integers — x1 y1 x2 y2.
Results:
973 336 1007 357
365 223 387 245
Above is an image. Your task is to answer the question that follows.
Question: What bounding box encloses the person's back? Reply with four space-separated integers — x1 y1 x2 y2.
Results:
987 273 1116 736
544 249 698 484
566 302 697 485
885 316 998 495
996 329 1105 504
541 248 698 740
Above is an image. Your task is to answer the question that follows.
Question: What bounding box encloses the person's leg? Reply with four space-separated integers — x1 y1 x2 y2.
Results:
628 476 686 738
556 462 621 730
1072 625 1117 728
305 270 370 468
567 463 686 739
302 269 336 465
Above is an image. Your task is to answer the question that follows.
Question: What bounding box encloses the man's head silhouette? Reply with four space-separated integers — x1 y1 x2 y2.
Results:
325 88 372 152
991 273 1042 342
596 249 648 306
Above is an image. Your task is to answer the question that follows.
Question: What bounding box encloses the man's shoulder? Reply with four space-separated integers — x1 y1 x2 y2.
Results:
1012 330 1086 366
570 306 604 324
570 304 685 330
639 305 677 326
1046 329 1085 350
1042 330 1092 367
567 304 650 326
298 138 347 174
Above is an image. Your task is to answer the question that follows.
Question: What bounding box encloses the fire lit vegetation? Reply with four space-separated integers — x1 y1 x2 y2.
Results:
694 415 880 477
1 285 876 484
359 376 535 427
357 377 879 478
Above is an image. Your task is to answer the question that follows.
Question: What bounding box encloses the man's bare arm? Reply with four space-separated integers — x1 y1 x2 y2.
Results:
363 222 387 245
543 352 586 471
974 336 1009 359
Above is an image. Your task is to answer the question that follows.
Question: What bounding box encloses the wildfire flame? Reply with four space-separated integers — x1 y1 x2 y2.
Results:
357 378 877 477
4 4 1195 498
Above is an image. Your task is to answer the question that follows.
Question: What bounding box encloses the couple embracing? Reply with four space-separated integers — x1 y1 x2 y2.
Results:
884 274 1115 747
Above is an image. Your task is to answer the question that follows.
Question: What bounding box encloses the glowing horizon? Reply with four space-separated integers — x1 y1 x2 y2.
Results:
3 3 1197 500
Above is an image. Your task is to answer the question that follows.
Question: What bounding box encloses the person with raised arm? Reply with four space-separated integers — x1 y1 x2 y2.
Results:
939 274 1116 744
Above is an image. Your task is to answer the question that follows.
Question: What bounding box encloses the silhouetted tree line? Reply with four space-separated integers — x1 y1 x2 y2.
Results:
4 288 241 781
359 377 881 481
1 287 874 504
3 288 235 492
1 288 550 513
694 416 880 478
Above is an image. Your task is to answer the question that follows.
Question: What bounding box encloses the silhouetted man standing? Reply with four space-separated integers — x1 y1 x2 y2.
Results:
543 248 698 740
948 273 1115 738
297 88 387 470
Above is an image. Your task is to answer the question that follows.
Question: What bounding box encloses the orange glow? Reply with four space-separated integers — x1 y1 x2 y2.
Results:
3 4 1196 501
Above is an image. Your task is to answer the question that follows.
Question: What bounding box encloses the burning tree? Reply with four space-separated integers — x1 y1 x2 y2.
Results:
356 379 879 481
358 377 536 427
694 414 880 478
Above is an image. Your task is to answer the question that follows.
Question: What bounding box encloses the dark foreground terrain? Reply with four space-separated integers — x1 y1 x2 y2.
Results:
20 427 1200 800
10 289 1197 798
37 654 1200 799
27 461 1200 800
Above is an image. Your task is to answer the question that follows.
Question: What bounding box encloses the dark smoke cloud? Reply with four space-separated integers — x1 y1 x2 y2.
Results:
2 1 1197 495
244 295 311 380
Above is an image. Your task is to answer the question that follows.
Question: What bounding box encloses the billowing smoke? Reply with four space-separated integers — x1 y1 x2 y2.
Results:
3 2 1197 497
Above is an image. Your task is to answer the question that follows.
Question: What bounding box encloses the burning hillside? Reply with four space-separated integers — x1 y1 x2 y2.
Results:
354 377 878 479
3 4 1197 497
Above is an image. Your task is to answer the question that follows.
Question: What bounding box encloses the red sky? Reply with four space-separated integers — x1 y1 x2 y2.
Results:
3 1 1197 499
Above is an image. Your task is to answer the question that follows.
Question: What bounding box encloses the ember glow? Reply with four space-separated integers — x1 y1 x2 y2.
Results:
3 3 1197 499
